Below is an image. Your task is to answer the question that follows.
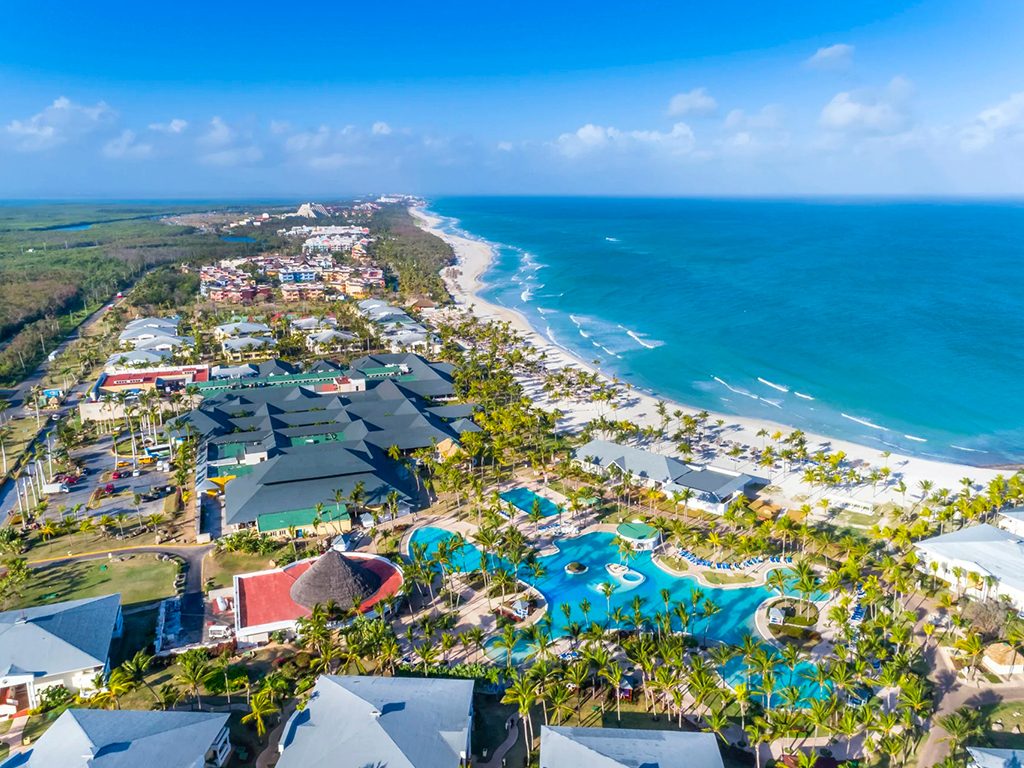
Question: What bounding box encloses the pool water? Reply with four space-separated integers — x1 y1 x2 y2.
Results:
408 526 830 701
499 487 563 517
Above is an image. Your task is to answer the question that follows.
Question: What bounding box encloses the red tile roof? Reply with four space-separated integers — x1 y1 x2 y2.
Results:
236 553 403 631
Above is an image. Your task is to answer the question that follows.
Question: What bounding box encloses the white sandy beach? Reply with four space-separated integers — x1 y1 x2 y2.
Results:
410 207 1006 512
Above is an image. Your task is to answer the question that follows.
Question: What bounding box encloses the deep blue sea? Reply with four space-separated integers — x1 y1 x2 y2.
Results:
427 197 1024 466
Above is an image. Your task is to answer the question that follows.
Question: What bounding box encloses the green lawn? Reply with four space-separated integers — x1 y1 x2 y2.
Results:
204 549 288 590
25 528 161 562
21 708 66 747
980 702 1024 749
702 570 755 586
13 555 178 609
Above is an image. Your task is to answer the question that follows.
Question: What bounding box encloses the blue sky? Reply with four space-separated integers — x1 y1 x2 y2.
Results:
3 1 1024 197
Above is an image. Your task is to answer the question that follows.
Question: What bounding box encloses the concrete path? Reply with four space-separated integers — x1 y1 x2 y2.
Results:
254 702 296 768
915 635 1024 767
4 715 28 755
477 716 520 768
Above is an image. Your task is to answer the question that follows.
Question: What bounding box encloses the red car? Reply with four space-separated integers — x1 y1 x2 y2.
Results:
101 482 115 494
111 471 123 480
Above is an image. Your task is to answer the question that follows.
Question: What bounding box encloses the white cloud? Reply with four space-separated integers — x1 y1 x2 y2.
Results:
805 43 855 71
6 96 114 151
195 117 261 165
103 130 152 159
960 92 1024 152
200 145 263 166
371 121 392 136
820 77 913 135
667 88 717 117
556 122 696 158
148 118 188 134
724 105 783 131
199 116 234 147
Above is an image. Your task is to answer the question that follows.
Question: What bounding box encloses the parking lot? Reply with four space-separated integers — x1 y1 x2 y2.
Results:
35 432 177 522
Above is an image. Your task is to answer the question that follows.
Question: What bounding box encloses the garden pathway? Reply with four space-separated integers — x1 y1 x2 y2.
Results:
477 716 520 768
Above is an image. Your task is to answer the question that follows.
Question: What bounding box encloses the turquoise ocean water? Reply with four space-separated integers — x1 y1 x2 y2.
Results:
427 197 1024 466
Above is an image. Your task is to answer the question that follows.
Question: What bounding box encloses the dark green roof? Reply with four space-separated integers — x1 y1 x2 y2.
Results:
257 505 349 533
616 522 659 540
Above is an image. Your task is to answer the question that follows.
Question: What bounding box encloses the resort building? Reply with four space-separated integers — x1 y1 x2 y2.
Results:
1 709 231 767
277 675 473 767
996 507 1024 537
575 439 763 514
914 524 1024 608
357 299 437 352
539 726 724 768
213 321 272 340
0 594 123 714
174 365 477 532
233 551 404 645
615 521 661 551
967 746 1024 768
222 335 277 361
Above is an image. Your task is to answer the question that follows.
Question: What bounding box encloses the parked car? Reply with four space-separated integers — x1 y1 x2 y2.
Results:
111 471 123 480
116 460 131 468
131 469 141 477
99 482 115 495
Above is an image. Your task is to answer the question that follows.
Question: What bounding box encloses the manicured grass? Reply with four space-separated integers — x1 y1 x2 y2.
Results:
111 606 160 666
13 555 178 608
0 415 44 484
204 549 287 590
24 528 158 562
656 555 689 572
702 570 755 586
980 702 1024 749
21 707 66 747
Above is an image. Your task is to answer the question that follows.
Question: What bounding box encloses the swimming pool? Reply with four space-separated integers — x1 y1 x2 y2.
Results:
407 526 830 700
499 487 563 518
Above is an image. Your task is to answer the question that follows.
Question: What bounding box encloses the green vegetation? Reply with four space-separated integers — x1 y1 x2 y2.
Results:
11 556 178 608
131 265 201 308
0 203 258 386
370 205 454 301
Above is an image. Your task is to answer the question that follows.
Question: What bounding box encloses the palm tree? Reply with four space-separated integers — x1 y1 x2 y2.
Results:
242 688 279 742
174 648 210 710
120 650 159 706
502 673 538 758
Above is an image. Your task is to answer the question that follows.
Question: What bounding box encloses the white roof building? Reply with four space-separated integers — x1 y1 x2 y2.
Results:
277 675 473 768
915 524 1024 608
0 594 122 714
540 726 725 768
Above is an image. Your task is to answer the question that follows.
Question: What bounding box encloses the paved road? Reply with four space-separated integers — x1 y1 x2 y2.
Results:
32 543 213 638
917 637 1024 767
0 294 130 517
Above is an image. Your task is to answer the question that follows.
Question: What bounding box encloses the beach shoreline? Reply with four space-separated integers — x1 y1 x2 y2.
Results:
409 205 1007 507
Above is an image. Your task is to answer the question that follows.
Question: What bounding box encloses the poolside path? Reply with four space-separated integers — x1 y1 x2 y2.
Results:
3 715 28 756
477 716 520 768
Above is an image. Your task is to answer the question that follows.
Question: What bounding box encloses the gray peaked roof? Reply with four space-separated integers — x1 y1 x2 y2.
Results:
1 709 228 768
575 438 759 502
540 726 725 768
0 594 121 680
916 524 1024 593
968 747 1024 768
278 675 474 768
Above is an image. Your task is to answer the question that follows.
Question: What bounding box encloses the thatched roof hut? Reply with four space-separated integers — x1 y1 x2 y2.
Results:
289 550 382 610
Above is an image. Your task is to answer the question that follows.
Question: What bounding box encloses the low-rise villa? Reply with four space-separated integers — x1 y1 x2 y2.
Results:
0 594 123 716
540 725 725 768
277 675 473 768
0 709 231 767
575 438 763 514
914 524 1024 609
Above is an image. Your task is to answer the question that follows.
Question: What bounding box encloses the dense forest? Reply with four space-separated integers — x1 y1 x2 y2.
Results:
369 205 454 301
0 204 257 386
